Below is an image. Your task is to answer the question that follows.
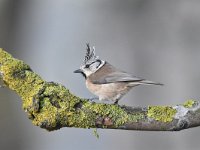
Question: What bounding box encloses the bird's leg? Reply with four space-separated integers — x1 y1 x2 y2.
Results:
114 99 119 105
87 97 99 102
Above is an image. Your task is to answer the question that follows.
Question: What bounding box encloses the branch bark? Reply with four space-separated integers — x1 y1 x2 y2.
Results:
0 48 200 131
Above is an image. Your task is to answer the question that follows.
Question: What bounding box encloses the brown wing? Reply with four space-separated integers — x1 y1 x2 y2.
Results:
88 62 144 84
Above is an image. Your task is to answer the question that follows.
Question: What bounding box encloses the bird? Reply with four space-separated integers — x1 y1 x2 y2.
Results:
74 44 163 104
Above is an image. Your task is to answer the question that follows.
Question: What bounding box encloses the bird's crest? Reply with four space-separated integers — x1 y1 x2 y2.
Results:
84 43 99 64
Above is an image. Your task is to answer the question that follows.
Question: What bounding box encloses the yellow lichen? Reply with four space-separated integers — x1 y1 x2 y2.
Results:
183 99 196 108
82 102 144 127
0 48 145 130
0 48 12 63
147 106 177 122
0 53 44 98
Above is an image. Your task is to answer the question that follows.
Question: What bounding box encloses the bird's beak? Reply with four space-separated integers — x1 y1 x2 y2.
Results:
73 69 83 73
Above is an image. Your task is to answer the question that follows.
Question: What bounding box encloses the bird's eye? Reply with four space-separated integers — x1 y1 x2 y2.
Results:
85 64 90 68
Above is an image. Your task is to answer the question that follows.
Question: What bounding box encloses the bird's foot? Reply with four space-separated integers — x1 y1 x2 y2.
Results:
87 97 99 102
114 99 120 105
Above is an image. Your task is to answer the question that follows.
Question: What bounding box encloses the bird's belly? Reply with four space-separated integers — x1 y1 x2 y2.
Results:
86 80 130 101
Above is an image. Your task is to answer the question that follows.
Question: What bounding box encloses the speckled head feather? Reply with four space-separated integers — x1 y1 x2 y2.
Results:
84 43 99 65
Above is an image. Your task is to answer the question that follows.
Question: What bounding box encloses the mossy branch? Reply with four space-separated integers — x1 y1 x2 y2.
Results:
0 48 200 131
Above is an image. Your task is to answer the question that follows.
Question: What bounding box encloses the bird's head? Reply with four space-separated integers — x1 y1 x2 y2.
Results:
74 44 105 78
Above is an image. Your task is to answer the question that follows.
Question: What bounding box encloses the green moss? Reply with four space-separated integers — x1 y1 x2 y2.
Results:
68 109 97 128
0 48 146 130
0 48 12 63
32 98 57 127
82 102 144 127
30 82 82 129
0 49 44 99
183 99 196 108
0 59 44 112
147 106 177 122
64 101 145 129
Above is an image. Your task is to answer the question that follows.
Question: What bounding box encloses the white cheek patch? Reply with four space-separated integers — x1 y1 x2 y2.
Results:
80 60 105 77
93 60 105 73
80 65 92 76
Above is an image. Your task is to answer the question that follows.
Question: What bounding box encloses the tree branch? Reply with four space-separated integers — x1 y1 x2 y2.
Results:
0 48 200 131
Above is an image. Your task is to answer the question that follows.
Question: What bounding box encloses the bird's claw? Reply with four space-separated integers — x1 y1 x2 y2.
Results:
87 97 99 102
114 99 119 105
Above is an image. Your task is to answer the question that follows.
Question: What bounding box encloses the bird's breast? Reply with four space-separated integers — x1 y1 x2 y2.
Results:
85 79 131 101
86 79 102 95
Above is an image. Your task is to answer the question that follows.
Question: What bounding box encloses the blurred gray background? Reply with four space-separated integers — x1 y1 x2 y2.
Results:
1 0 200 150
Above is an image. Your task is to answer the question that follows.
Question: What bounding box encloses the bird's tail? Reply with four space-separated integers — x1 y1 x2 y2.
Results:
139 80 164 86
